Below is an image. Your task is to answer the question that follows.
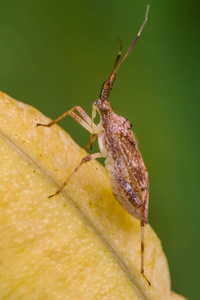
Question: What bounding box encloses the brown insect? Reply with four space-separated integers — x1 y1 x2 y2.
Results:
37 5 150 286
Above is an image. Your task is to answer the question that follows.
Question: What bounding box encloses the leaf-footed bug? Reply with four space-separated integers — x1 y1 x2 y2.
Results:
37 5 151 286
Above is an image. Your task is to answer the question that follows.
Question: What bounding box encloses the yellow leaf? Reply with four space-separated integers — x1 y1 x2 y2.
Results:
0 92 186 300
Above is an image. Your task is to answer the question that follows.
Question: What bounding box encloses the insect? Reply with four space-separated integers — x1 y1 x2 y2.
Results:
37 5 150 286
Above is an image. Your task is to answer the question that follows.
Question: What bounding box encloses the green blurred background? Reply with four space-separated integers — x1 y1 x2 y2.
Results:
0 1 199 299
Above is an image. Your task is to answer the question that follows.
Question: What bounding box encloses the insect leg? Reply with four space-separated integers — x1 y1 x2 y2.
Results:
140 209 151 286
37 106 99 134
84 134 97 150
107 171 151 285
49 152 102 198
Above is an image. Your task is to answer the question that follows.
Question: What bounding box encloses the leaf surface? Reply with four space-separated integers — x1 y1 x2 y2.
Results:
0 92 186 300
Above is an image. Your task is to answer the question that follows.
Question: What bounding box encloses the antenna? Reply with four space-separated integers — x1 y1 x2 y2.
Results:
114 5 150 73
108 38 122 80
100 5 149 102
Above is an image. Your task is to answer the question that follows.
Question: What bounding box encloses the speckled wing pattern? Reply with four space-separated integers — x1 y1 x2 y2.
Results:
105 130 149 223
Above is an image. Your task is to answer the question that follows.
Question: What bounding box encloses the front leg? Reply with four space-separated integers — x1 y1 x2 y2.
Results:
37 106 101 134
